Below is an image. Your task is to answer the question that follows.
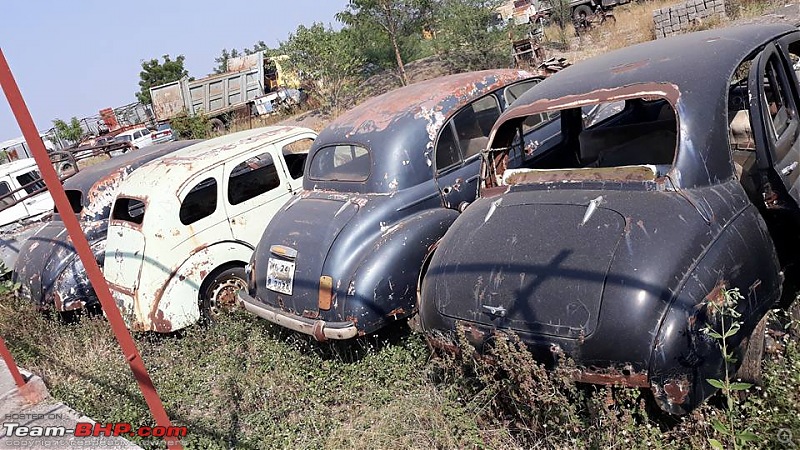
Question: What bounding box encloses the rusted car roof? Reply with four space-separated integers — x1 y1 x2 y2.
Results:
63 140 200 199
311 69 534 192
495 24 797 188
119 126 314 195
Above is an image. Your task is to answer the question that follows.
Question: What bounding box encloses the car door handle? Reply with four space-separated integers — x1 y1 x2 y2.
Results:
781 161 798 176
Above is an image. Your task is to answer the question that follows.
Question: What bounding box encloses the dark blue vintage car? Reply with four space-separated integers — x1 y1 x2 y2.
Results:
238 70 541 340
14 140 199 312
419 24 800 414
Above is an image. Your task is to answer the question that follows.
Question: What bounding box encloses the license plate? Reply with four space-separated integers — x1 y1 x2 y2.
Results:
266 257 295 295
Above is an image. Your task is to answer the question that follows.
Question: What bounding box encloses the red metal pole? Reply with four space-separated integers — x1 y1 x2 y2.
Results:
0 336 25 388
0 48 183 449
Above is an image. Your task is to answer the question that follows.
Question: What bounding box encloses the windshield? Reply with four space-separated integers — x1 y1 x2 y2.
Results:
308 144 371 182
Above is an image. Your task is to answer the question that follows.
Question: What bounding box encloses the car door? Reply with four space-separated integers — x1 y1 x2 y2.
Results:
435 94 502 209
748 42 800 203
172 167 232 252
274 133 315 192
222 146 292 246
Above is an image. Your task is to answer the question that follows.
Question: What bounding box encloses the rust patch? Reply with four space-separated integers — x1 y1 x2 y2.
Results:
611 59 650 74
573 366 649 388
386 307 406 318
663 377 691 405
302 309 320 319
149 309 173 333
704 279 728 311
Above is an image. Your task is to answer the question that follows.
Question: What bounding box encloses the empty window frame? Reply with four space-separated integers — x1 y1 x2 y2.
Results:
228 152 281 205
180 178 218 225
112 197 146 224
282 138 313 179
762 55 796 140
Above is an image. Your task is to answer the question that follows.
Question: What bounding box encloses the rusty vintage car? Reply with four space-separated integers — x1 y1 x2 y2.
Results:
104 126 315 332
418 24 800 414
238 70 542 340
13 140 200 312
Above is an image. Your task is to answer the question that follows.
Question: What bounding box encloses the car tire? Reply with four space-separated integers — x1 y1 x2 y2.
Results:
210 118 225 133
199 266 247 323
735 314 768 385
573 4 592 20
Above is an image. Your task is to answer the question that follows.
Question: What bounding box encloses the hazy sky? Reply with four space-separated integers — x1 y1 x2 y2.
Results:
0 0 348 142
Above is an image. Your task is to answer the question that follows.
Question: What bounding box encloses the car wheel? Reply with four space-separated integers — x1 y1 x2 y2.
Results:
735 314 768 385
199 266 247 322
573 4 592 21
210 118 225 134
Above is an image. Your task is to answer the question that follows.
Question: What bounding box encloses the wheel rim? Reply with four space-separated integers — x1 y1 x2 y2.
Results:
207 277 247 317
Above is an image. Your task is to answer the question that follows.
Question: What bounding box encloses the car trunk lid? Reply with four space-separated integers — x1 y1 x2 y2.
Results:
259 195 359 315
435 199 625 339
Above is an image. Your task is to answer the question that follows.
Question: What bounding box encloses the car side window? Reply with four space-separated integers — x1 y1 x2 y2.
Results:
453 95 501 160
282 138 313 179
228 152 281 205
0 182 10 198
133 131 141 140
761 54 796 140
435 123 461 171
16 170 45 195
180 177 218 225
503 79 539 106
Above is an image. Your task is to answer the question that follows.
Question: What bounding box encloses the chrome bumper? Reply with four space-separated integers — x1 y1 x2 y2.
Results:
238 291 359 341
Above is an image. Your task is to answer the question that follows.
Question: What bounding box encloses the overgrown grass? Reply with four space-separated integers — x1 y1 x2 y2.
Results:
1 294 799 449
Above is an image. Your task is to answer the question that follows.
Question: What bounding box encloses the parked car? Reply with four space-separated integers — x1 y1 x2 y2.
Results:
418 24 800 414
150 123 175 144
238 70 542 341
114 127 154 149
13 140 200 312
104 126 315 332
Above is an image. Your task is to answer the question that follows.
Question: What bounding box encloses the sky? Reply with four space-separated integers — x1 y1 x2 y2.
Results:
0 0 349 142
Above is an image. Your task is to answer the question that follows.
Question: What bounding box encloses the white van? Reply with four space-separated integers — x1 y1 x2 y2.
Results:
0 158 53 227
114 127 154 149
103 126 315 332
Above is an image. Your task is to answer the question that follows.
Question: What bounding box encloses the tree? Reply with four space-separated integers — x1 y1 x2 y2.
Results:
213 48 241 74
52 117 84 146
136 55 189 104
280 23 365 113
433 0 509 71
337 0 430 86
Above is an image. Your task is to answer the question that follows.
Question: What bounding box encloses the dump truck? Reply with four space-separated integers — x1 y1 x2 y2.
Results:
149 52 300 131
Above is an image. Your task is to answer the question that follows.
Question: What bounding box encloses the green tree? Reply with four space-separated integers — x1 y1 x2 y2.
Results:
136 55 189 105
280 23 365 113
213 48 241 74
52 117 84 146
433 0 509 71
337 0 431 86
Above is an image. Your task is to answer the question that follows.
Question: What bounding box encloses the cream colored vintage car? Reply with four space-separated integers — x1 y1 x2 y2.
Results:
103 126 315 332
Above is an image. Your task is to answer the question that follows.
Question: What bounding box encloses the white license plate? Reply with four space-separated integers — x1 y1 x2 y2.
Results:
266 257 295 295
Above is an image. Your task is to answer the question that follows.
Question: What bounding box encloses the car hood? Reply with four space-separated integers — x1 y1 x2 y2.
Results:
430 193 626 339
14 219 106 308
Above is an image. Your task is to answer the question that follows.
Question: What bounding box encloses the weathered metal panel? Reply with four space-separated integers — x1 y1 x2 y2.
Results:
150 80 187 121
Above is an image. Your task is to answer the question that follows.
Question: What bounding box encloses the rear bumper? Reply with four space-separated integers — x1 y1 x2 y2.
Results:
151 135 174 144
238 291 359 341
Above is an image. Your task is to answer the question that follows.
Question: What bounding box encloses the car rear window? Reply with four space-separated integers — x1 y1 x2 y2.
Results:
489 96 677 186
112 197 146 224
308 145 370 182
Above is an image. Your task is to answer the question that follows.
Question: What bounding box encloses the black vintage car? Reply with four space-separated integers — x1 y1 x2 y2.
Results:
238 70 542 340
14 140 199 312
419 24 800 414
